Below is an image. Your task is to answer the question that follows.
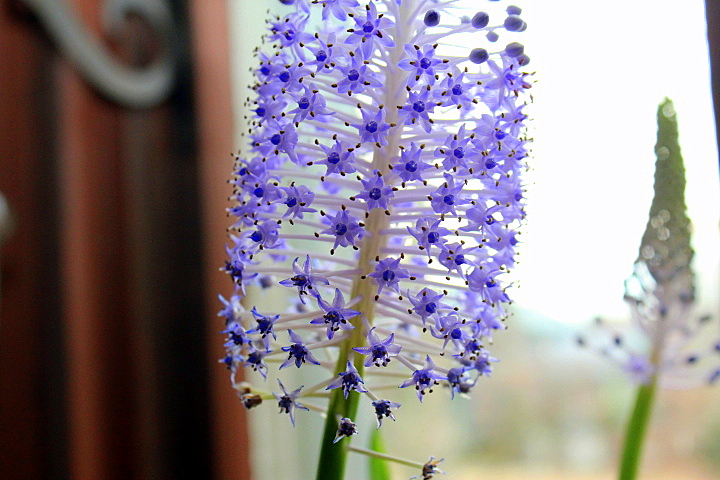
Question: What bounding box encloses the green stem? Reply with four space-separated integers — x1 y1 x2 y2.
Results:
315 347 364 480
617 375 658 480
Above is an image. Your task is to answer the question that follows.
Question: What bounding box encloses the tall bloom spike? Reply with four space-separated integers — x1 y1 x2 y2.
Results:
222 1 532 478
577 99 718 480
580 99 718 389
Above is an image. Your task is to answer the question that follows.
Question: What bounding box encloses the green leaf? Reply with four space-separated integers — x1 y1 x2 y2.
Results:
369 429 392 480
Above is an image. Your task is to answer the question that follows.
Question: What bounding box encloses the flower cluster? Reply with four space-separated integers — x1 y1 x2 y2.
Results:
221 0 531 438
579 99 719 389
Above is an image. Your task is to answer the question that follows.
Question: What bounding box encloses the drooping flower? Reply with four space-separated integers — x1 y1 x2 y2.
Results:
333 417 358 443
411 457 445 480
371 399 401 428
221 0 531 474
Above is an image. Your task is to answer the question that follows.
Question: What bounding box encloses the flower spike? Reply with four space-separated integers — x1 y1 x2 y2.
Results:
221 0 533 476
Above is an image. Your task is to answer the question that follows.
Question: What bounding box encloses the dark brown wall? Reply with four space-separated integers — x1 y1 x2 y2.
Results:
0 1 249 478
0 3 62 478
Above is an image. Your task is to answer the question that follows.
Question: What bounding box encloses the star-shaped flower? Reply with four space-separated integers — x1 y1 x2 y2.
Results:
356 171 395 211
351 108 391 146
279 256 329 303
246 307 279 351
399 356 447 401
320 209 365 251
326 361 368 398
368 257 409 294
273 379 310 426
353 327 402 367
310 289 360 339
280 330 321 369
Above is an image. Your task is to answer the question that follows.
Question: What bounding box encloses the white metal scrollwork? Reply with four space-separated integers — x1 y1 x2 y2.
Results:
20 0 176 108
0 193 11 249
0 191 12 322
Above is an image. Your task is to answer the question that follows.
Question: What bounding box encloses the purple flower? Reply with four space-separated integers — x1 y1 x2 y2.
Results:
244 343 270 379
310 289 360 339
466 265 509 306
274 64 313 93
398 89 438 133
430 313 473 352
336 56 382 95
459 349 498 376
351 107 391 146
287 85 334 123
368 257 409 294
353 327 402 367
437 242 478 276
407 218 451 256
218 293 243 324
398 44 448 86
279 255 329 303
317 140 357 177
267 11 313 51
274 379 310 426
345 2 394 59
446 366 475 399
434 70 476 109
392 143 432 184
435 125 477 171
400 356 447 402
224 254 254 289
221 0 532 447
246 307 279 350
430 174 467 216
320 209 365 252
371 399 401 428
256 121 299 163
320 0 359 21
280 329 321 369
408 288 448 326
326 361 368 398
245 221 283 250
252 95 287 123
305 32 337 72
219 350 242 374
355 171 394 211
333 417 358 443
281 184 317 219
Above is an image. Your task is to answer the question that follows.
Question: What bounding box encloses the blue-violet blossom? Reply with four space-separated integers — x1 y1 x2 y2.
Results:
222 0 532 444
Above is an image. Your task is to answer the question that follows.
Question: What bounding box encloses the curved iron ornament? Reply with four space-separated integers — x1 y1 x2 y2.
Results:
21 0 176 108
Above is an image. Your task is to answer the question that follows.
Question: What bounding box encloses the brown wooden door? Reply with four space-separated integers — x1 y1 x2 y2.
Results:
0 1 249 478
